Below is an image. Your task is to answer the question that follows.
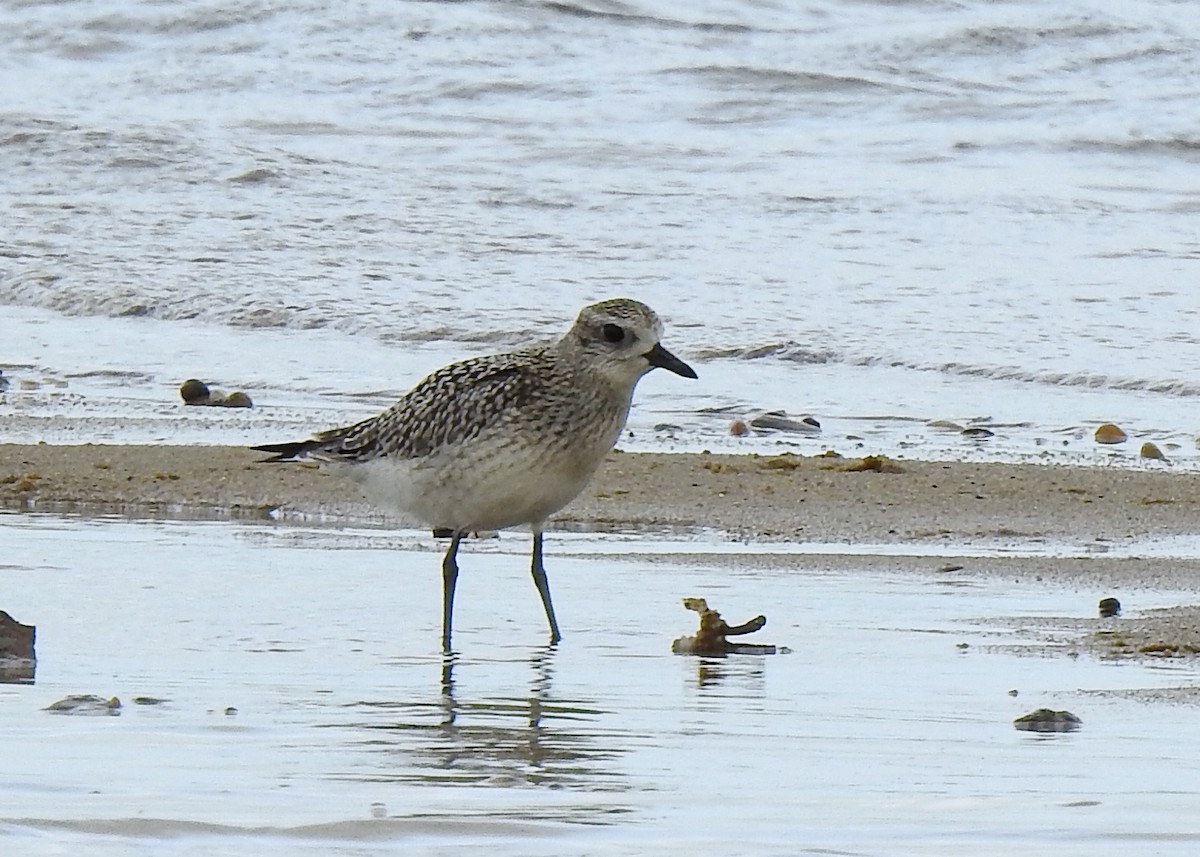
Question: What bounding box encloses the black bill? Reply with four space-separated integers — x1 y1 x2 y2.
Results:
645 342 698 379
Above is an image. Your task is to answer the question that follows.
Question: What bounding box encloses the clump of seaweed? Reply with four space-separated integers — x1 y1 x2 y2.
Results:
672 597 776 655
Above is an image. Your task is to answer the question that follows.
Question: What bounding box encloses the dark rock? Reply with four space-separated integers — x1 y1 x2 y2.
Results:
1013 708 1081 732
133 696 169 706
0 610 35 684
45 694 121 715
1098 597 1121 618
749 410 821 434
179 378 211 404
180 380 253 408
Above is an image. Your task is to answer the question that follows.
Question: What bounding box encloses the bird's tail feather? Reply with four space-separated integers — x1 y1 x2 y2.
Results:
250 439 326 462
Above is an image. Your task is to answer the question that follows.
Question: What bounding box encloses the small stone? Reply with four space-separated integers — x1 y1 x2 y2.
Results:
45 694 122 715
224 706 238 716
1098 597 1121 618
936 563 965 573
1008 689 1019 697
749 411 821 434
961 427 994 439
729 419 750 437
180 378 211 405
1094 423 1127 444
1139 442 1165 460
1013 708 1081 732
927 419 963 432
0 610 36 683
217 391 253 408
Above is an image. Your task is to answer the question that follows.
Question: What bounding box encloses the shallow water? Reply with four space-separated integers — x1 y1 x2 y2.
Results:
2 513 1199 855
4 1 1200 463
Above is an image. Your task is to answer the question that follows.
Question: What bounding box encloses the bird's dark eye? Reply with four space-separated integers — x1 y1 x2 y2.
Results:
602 323 626 343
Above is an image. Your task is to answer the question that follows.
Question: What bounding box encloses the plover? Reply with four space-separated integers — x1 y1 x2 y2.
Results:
253 298 696 651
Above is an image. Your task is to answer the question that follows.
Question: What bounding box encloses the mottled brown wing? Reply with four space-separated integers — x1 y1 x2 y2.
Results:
329 350 549 462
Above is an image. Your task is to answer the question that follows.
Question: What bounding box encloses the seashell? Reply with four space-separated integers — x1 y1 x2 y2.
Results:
1139 442 1165 460
1094 423 1127 444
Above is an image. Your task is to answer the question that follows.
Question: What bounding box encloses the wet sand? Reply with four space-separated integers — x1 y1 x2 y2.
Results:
2 444 1198 542
2 443 1200 664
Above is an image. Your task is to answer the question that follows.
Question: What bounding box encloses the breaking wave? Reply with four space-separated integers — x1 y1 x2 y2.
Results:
703 340 1200 399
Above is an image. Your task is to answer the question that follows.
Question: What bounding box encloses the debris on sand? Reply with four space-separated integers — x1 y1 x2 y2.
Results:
839 454 904 473
179 379 253 408
672 597 777 655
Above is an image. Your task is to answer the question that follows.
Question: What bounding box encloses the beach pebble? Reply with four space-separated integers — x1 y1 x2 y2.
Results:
961 427 994 439
1098 597 1121 618
0 609 36 683
1139 442 1165 460
0 370 8 392
219 391 253 408
749 410 821 434
180 379 211 404
1013 708 1081 732
180 379 253 408
1094 423 1127 444
45 694 122 715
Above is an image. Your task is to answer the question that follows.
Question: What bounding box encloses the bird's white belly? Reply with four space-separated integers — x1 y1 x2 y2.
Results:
345 439 607 531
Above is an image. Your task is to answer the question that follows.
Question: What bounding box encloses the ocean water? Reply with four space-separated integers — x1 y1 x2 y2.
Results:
7 6 1200 852
2 0 1199 460
3 512 1200 856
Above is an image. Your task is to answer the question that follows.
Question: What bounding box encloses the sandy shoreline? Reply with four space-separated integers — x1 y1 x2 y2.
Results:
3 443 1198 542
3 443 1200 666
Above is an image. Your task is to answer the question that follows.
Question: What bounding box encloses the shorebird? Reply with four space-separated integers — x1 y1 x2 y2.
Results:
253 298 696 651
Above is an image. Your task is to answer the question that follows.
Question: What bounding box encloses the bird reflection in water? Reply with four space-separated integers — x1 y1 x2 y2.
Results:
337 645 624 792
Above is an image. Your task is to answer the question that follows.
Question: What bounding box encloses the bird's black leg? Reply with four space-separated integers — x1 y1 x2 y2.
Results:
530 531 561 644
441 531 464 653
